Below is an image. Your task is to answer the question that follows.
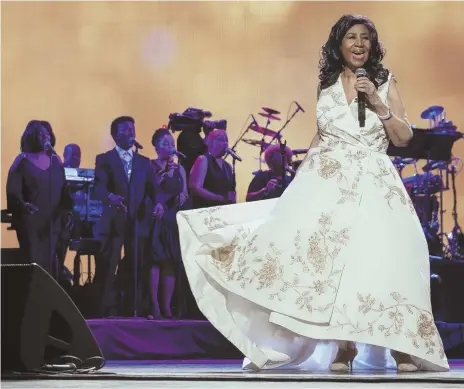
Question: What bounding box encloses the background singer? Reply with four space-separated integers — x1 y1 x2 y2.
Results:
93 116 164 317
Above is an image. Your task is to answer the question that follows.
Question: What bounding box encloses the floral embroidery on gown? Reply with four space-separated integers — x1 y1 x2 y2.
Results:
177 72 449 372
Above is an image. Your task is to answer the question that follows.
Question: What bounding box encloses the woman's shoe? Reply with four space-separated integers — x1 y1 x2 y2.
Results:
330 342 358 372
391 350 418 372
147 311 164 321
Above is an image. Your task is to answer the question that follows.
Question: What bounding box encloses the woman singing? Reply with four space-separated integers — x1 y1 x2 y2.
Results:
176 14 448 372
148 128 189 319
6 120 72 278
189 129 236 208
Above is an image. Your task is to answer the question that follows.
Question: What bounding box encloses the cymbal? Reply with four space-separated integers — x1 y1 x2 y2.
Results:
421 106 444 119
259 112 281 121
292 148 308 155
262 107 280 115
249 124 280 137
242 138 272 149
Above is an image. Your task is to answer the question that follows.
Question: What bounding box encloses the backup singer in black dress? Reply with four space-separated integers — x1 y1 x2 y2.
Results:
189 129 236 209
148 128 189 319
6 120 72 277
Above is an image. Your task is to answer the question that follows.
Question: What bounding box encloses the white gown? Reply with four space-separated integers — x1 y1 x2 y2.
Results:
177 73 449 372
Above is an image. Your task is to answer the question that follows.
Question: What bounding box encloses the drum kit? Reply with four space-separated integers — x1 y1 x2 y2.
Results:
233 104 307 172
389 105 463 259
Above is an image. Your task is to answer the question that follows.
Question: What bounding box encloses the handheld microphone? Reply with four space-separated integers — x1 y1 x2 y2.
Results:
174 150 187 159
43 141 56 155
355 68 367 127
225 148 242 162
129 137 144 150
294 101 306 113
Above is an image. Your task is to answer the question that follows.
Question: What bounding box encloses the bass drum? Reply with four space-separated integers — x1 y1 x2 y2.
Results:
410 194 442 256
410 193 439 225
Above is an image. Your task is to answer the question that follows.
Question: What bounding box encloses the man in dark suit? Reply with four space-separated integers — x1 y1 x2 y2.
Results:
93 116 164 317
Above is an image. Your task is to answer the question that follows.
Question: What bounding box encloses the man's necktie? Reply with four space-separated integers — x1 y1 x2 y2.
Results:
122 151 132 180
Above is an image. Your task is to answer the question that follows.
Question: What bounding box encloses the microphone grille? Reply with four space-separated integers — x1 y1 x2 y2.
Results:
355 68 367 78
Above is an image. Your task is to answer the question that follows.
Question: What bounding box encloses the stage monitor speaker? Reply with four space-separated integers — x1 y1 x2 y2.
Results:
1 263 103 372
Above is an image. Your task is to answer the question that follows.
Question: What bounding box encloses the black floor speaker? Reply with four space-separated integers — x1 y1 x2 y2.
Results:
1 263 103 372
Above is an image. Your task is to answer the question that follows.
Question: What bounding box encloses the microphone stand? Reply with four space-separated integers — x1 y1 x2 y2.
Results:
48 150 55 280
231 156 237 188
268 105 301 146
278 138 289 191
230 118 252 155
258 117 272 171
175 153 185 320
132 144 140 317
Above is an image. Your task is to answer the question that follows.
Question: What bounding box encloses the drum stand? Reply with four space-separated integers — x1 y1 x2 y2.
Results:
436 165 449 254
445 163 463 260
387 128 462 259
258 116 273 171
278 138 290 191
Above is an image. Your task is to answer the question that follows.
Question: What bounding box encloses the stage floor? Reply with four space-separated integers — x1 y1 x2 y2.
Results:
3 360 464 389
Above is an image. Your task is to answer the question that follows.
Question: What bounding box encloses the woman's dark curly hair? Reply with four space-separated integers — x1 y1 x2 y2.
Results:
319 14 389 90
20 120 56 152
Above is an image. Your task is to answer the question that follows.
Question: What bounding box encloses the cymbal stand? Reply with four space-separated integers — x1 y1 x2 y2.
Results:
446 162 463 260
268 105 301 147
278 138 290 191
392 157 406 178
437 164 449 257
420 153 440 257
230 119 251 154
258 117 272 171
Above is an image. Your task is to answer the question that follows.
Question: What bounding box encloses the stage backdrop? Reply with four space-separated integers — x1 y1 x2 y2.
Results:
2 2 463 255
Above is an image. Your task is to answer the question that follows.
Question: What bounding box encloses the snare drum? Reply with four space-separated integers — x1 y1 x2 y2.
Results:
403 173 443 195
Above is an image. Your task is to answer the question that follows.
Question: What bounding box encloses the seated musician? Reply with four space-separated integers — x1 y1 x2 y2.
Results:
63 143 81 168
246 144 294 202
58 143 84 286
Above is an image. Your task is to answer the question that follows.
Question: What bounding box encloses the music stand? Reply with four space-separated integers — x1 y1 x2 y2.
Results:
387 128 461 162
387 128 463 258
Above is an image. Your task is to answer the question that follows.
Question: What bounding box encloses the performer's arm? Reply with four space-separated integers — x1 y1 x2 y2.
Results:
357 75 413 147
59 165 73 212
310 84 322 150
94 154 111 202
8 153 27 174
309 133 321 149
189 155 226 203
146 159 165 218
246 174 271 202
378 76 413 147
6 161 25 211
178 165 189 205
6 160 38 215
